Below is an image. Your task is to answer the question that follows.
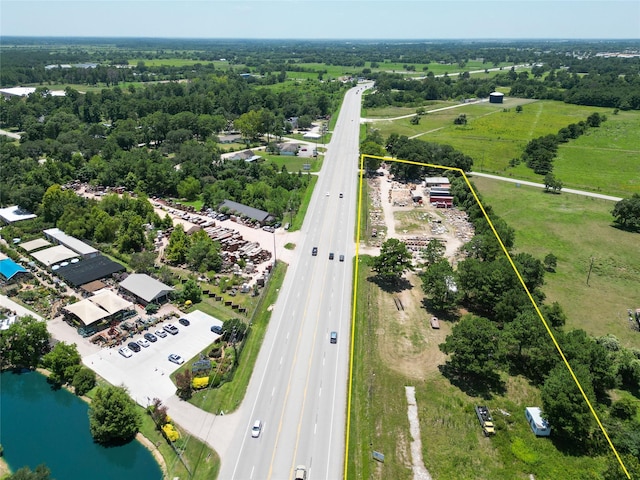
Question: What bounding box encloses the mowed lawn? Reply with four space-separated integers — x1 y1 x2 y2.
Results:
470 176 640 349
369 99 639 197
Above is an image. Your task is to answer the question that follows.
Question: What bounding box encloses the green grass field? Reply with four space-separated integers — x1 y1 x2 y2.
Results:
470 176 640 349
368 99 640 197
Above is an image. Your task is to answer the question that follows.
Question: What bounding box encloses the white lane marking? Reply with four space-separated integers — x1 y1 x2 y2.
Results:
250 466 255 479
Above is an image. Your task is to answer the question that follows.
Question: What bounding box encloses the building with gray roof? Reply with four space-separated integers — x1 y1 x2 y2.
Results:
119 273 174 305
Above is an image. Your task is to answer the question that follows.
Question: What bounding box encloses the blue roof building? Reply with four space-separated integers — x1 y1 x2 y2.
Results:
0 258 28 281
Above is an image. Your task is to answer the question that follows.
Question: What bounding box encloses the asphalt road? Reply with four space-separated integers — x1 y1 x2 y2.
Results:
219 83 370 480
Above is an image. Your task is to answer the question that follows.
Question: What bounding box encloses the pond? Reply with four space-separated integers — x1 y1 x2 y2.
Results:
0 371 162 480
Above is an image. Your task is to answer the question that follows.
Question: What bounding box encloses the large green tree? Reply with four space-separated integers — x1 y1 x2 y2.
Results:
439 315 504 378
372 238 413 284
420 259 457 310
88 385 141 445
0 316 50 369
612 193 640 231
541 363 596 442
41 341 81 385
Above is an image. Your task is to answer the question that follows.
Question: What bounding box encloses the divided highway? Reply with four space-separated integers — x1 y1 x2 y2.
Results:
220 84 370 480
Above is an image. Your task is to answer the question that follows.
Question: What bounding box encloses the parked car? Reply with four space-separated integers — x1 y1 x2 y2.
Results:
178 318 190 326
168 354 184 365
330 331 338 344
144 333 158 343
164 324 179 335
127 341 141 353
155 329 167 338
210 324 223 334
118 346 133 358
430 316 440 329
251 420 262 438
137 338 150 348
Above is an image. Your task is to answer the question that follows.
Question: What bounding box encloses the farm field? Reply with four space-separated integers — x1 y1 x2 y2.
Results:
367 99 640 197
470 176 640 349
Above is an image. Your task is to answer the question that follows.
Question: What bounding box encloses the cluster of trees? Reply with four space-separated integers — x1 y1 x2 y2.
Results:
165 226 222 272
517 112 606 175
38 185 165 254
42 341 96 396
0 316 96 395
1 67 330 222
364 61 640 111
0 316 50 370
418 177 640 455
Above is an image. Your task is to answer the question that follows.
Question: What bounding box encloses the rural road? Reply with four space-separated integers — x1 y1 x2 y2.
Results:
468 171 623 202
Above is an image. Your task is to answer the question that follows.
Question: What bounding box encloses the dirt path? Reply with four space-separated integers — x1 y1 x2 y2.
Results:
406 386 432 480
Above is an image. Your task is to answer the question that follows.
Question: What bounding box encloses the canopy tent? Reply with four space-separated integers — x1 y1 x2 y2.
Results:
64 299 111 326
19 238 52 252
90 289 133 315
31 245 78 267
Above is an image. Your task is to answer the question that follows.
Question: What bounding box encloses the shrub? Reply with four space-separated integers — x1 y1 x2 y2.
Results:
162 423 180 442
192 376 209 389
72 367 96 396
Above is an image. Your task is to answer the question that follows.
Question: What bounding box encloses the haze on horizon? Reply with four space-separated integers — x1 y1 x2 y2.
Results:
2 0 639 41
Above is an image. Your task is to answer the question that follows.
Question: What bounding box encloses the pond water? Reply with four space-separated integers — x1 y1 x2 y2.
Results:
0 371 162 480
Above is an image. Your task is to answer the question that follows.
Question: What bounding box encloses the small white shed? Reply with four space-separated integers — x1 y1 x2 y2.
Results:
525 407 551 436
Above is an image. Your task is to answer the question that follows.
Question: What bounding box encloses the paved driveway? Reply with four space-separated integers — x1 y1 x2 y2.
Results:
83 310 223 406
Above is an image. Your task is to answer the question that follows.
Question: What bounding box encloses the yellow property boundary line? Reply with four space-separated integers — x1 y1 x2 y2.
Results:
343 154 630 479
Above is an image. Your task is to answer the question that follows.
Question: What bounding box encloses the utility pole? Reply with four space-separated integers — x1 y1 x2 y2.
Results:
586 257 594 286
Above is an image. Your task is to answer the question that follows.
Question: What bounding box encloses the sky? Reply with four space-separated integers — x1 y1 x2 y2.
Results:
1 0 639 40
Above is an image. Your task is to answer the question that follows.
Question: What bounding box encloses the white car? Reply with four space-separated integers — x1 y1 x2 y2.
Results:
168 354 184 365
118 346 133 358
251 420 262 438
155 329 167 338
137 338 150 348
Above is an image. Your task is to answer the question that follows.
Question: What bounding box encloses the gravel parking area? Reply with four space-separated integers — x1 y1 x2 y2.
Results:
82 310 223 406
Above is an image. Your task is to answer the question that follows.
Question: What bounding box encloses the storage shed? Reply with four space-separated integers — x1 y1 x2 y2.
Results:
489 92 505 104
525 407 551 436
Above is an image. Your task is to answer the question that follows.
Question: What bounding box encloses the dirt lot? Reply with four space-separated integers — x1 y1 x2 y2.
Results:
365 169 473 380
376 272 449 380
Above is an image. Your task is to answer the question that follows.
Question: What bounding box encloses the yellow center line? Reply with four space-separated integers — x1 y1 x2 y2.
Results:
267 196 338 479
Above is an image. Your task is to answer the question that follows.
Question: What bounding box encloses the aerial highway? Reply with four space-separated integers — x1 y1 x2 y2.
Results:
218 83 370 480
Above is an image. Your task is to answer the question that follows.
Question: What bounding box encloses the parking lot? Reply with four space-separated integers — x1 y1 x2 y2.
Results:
81 310 223 406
